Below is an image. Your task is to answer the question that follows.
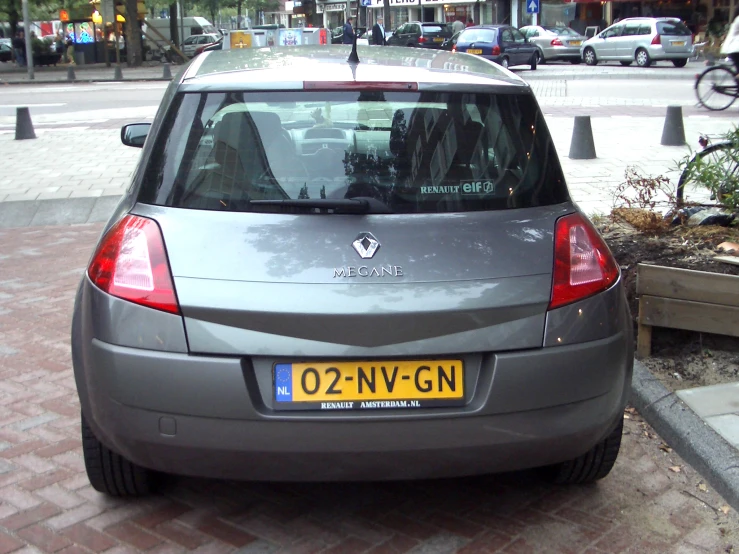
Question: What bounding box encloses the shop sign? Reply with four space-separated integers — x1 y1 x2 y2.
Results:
317 2 347 12
367 0 482 6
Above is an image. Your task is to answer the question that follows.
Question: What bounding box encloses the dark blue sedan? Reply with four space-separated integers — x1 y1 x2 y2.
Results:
453 25 538 70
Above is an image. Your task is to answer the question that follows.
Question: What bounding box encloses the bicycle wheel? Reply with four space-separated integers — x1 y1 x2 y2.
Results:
677 142 739 207
695 66 739 111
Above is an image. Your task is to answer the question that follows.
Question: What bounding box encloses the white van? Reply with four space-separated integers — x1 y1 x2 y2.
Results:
144 16 216 53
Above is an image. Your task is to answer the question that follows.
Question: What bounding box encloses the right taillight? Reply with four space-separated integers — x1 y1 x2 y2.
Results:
651 34 661 45
492 45 501 55
88 215 180 315
549 213 619 310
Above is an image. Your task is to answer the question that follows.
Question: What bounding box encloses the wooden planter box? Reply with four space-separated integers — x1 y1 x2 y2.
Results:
33 53 62 66
636 264 739 359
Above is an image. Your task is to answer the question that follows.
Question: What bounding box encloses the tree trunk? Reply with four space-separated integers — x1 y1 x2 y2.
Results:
124 0 142 66
383 0 390 32
169 3 179 47
237 0 243 28
9 0 20 37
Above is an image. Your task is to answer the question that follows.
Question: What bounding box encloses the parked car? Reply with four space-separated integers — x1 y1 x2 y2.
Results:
453 25 538 70
580 17 692 67
520 25 585 64
386 22 451 48
73 45 632 497
0 42 11 63
195 36 223 56
182 33 220 57
441 30 461 51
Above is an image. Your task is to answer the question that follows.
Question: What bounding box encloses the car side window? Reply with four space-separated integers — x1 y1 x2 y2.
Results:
412 24 422 34
501 28 514 42
638 25 651 35
184 36 197 44
602 25 623 38
623 24 640 36
512 29 526 43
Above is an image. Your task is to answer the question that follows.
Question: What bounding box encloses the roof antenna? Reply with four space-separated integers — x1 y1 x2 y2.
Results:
348 25 360 65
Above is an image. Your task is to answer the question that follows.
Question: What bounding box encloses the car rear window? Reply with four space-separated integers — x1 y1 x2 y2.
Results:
657 21 691 36
138 91 567 213
545 26 578 36
458 29 497 43
421 24 446 33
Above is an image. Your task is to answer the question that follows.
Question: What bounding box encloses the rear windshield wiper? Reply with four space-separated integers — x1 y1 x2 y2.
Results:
248 198 393 214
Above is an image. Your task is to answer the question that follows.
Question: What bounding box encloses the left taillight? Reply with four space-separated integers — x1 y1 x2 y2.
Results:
550 38 563 46
651 34 661 45
549 213 619 310
88 215 180 315
418 36 427 43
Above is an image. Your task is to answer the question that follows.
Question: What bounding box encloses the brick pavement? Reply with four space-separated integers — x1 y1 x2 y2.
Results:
0 225 738 553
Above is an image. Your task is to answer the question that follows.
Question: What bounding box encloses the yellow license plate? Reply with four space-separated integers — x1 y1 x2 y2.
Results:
672 41 685 46
569 40 582 46
274 360 464 410
433 37 444 42
467 48 483 54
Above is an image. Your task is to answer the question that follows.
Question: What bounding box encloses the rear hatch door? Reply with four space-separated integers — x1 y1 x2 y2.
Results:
656 20 692 53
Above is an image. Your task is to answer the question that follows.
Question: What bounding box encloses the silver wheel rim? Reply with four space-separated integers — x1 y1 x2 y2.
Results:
637 51 647 65
502 58 508 68
585 50 594 64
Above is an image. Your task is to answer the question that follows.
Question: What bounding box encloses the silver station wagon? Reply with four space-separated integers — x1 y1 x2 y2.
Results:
72 45 633 496
581 17 693 67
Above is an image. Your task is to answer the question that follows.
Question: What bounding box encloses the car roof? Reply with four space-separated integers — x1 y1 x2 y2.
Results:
182 45 527 90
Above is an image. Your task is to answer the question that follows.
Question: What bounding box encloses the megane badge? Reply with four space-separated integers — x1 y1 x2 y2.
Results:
352 232 380 259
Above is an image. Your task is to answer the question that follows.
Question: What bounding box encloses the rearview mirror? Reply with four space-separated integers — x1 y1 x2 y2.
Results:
121 123 151 148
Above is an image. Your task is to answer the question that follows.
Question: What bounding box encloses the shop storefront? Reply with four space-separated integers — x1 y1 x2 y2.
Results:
318 1 350 31
366 0 489 28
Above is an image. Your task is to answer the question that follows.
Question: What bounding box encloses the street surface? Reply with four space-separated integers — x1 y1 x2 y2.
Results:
1 65 739 552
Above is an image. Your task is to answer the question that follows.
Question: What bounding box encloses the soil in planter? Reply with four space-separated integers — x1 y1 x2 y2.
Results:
596 218 739 392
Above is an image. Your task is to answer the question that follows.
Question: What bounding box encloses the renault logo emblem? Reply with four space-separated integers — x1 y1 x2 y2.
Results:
352 232 380 259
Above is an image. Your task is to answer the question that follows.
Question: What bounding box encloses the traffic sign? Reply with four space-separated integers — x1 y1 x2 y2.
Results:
526 0 539 14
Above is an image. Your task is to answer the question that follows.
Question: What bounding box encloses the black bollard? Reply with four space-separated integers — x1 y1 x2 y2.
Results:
15 107 36 140
568 115 597 159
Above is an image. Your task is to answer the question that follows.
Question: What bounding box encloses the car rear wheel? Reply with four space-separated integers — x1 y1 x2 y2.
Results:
672 58 688 68
635 48 651 67
534 49 545 64
620 60 632 66
81 412 155 497
500 56 509 69
547 418 623 484
583 47 597 66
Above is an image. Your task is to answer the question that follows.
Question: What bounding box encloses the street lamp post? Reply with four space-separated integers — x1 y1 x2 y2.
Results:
22 0 34 80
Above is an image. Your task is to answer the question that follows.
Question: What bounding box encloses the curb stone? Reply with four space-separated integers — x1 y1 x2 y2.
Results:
0 197 123 228
631 360 739 512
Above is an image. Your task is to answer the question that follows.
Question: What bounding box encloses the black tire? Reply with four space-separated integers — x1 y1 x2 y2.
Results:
583 47 597 66
695 66 739 111
620 60 632 66
570 58 581 64
548 419 623 484
535 49 545 64
81 412 154 497
500 56 509 69
672 58 688 68
530 54 537 70
635 48 651 67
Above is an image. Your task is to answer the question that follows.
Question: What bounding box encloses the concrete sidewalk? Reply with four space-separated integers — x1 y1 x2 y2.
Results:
0 61 178 84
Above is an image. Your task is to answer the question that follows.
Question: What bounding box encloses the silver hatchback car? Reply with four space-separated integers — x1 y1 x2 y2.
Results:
581 17 693 67
72 45 633 496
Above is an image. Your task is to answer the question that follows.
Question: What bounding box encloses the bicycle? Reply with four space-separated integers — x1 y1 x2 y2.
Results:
677 134 739 208
695 60 739 111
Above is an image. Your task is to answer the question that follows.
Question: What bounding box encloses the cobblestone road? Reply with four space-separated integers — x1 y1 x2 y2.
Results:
0 225 738 553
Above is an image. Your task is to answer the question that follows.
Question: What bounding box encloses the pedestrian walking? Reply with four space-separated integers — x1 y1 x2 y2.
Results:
451 18 464 34
372 16 387 45
12 31 25 67
720 13 739 76
65 33 76 65
342 17 356 45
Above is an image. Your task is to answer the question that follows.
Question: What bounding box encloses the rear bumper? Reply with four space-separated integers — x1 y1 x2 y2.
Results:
647 44 691 60
542 46 581 60
76 333 632 481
